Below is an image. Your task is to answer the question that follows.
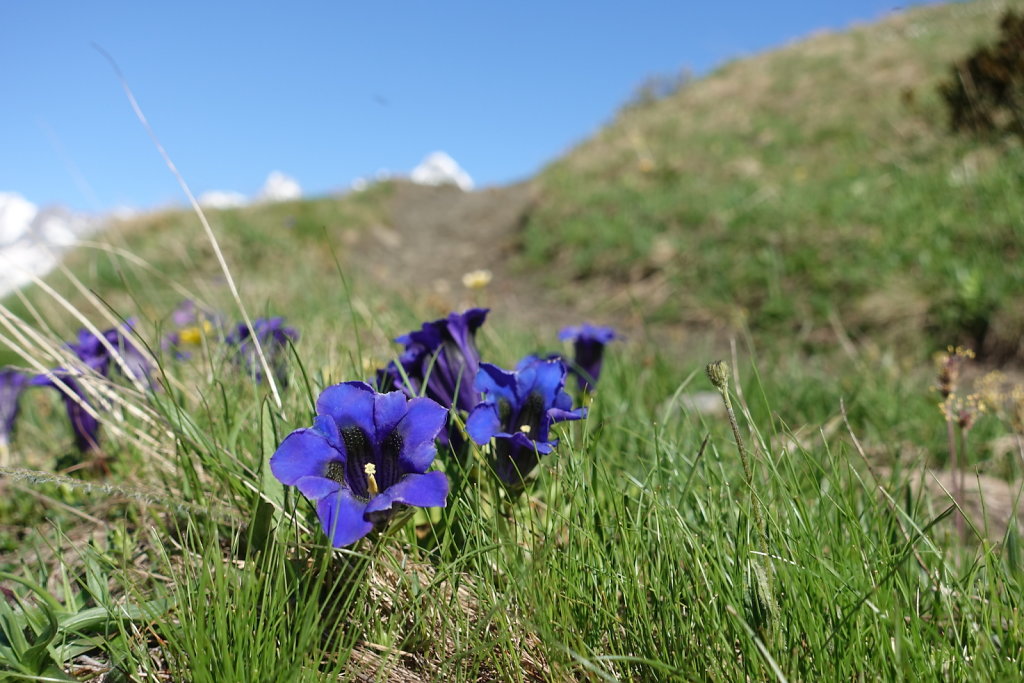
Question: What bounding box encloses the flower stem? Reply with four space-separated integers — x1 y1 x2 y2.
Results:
947 416 964 539
957 423 970 539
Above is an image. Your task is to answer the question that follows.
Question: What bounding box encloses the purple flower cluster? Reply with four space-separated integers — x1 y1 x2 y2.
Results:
3 302 302 456
163 300 220 359
272 309 617 547
6 297 616 553
1 322 152 453
163 300 300 386
65 321 152 383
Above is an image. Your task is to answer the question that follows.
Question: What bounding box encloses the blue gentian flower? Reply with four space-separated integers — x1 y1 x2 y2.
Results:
226 317 298 385
30 322 149 453
270 381 450 547
377 308 488 447
466 356 587 490
0 369 28 446
67 321 152 382
30 373 100 452
378 308 488 412
558 324 619 392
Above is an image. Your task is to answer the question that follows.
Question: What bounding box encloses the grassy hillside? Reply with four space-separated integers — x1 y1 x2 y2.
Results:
2 2 1024 680
522 0 1024 360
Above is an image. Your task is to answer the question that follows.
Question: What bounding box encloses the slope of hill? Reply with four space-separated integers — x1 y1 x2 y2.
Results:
5 0 1022 367
522 0 1024 360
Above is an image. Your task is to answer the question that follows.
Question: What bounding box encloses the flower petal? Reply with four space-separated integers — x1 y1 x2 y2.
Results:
553 389 574 412
466 402 502 445
373 390 408 435
548 405 588 425
474 363 518 403
523 358 567 406
395 397 447 471
316 489 373 547
311 414 344 454
509 430 556 455
557 326 581 342
270 428 339 485
293 475 340 501
457 308 489 336
515 354 556 372
365 471 449 515
316 381 375 435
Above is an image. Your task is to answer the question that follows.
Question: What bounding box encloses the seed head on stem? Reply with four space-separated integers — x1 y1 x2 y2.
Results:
707 360 776 625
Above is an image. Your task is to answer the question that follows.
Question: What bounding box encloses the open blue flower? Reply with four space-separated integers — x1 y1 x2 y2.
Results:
270 381 449 547
558 324 619 391
0 369 28 446
226 317 298 385
465 356 587 490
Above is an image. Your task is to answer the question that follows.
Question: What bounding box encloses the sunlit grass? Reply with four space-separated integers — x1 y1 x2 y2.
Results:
2 282 1023 679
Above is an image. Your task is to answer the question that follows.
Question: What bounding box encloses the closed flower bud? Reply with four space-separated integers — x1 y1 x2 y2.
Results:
706 361 730 391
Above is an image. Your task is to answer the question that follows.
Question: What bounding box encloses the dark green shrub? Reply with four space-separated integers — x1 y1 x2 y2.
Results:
939 10 1024 138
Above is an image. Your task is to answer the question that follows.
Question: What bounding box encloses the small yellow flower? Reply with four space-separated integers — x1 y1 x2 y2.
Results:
178 320 215 345
462 269 493 290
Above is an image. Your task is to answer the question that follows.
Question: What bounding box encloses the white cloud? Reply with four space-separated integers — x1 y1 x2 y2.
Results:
0 192 101 297
33 207 79 247
410 152 473 191
258 171 302 203
198 190 247 209
0 192 39 244
0 242 58 295
107 206 140 221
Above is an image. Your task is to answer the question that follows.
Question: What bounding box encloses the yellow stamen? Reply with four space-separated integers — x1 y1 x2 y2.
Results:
364 463 379 496
519 424 531 434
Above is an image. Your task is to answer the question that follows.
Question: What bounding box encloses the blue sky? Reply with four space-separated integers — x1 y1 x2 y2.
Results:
1 1 934 212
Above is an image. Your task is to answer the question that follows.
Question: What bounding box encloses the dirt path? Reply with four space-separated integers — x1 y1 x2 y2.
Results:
345 180 699 354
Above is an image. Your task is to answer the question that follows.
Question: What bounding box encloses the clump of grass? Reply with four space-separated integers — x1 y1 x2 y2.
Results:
5 289 1024 678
